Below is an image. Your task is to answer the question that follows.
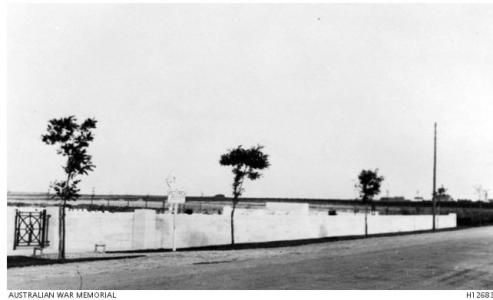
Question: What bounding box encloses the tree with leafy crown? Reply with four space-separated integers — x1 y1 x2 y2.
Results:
220 145 270 245
42 116 97 259
356 169 384 237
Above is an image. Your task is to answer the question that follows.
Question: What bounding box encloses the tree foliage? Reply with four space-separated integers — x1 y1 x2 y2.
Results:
219 145 270 199
437 186 447 197
42 116 97 202
356 169 384 203
436 185 452 202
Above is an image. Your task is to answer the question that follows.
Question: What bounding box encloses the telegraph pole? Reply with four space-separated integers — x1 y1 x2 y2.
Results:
432 122 437 231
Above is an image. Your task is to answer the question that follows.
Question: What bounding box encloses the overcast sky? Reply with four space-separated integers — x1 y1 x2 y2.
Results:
7 4 493 200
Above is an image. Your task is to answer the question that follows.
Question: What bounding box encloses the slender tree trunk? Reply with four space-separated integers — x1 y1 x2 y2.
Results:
59 173 71 260
58 200 66 259
230 173 245 246
364 204 368 237
479 201 482 226
230 199 237 245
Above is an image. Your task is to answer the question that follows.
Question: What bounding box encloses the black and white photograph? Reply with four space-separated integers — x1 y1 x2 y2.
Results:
5 2 493 293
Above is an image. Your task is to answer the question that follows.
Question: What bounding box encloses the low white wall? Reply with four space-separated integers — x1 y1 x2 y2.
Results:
7 206 457 255
265 202 310 214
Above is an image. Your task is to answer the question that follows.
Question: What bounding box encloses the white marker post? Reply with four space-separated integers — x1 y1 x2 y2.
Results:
172 203 176 252
168 190 185 252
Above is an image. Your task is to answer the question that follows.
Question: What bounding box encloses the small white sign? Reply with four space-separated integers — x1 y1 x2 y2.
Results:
168 190 186 204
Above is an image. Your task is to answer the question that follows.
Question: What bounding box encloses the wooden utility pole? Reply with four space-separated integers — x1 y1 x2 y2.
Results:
432 122 437 231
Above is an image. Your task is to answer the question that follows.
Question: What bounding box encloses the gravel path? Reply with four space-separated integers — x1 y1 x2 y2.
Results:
8 226 493 289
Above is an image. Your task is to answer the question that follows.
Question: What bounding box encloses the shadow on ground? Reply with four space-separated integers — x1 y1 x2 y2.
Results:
7 255 144 268
107 227 462 254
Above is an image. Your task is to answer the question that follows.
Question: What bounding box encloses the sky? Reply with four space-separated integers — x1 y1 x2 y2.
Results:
7 4 493 200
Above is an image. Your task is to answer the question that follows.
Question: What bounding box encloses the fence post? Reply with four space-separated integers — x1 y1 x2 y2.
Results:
13 209 19 250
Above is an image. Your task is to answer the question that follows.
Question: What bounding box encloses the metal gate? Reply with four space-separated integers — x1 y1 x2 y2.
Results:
13 209 50 250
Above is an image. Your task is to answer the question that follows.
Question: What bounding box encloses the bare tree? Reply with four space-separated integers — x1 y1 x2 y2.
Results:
475 185 488 226
475 185 488 202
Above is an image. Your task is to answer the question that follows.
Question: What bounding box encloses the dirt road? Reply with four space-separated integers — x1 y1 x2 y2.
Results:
8 226 493 289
